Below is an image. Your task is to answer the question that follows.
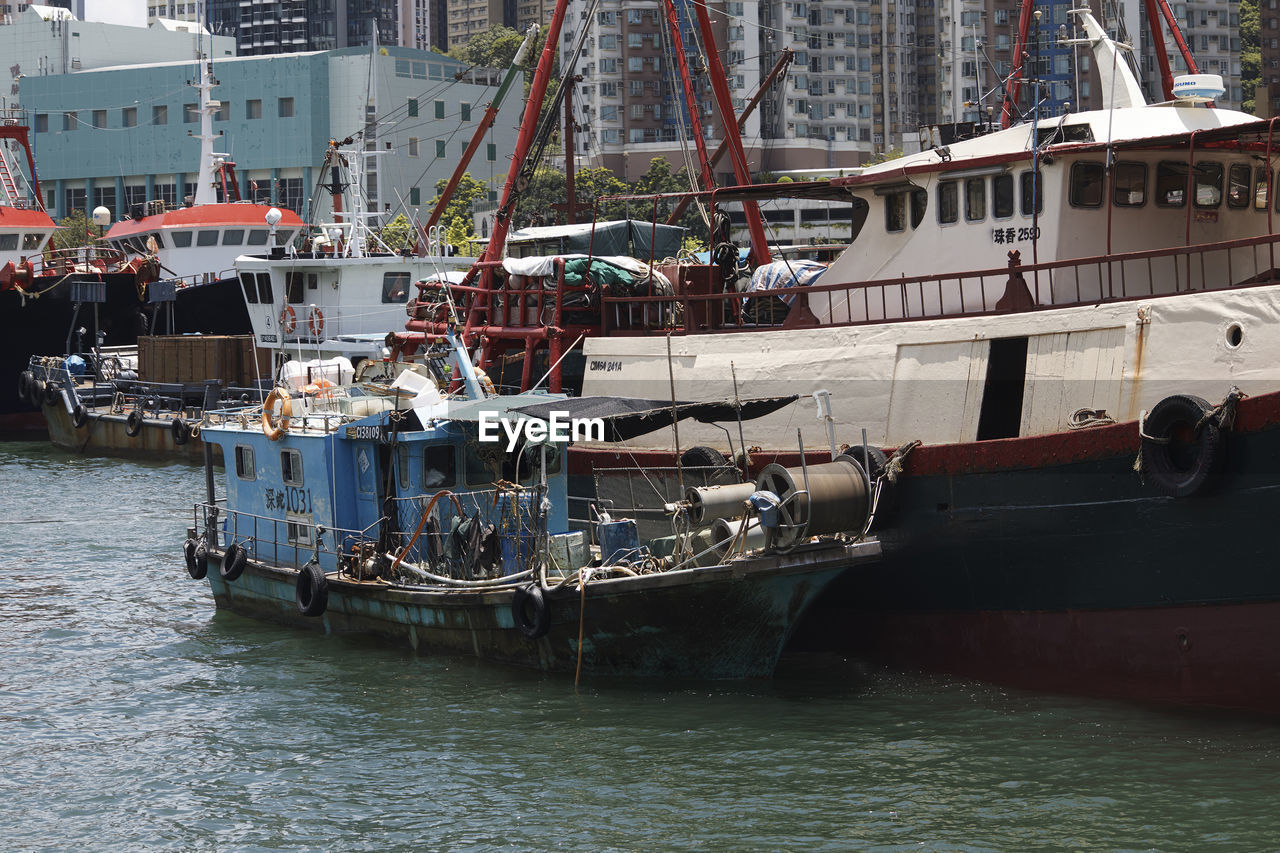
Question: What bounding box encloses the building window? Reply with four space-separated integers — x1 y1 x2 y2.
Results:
408 98 418 117
461 103 471 121
487 143 496 161
246 99 262 119
278 97 294 118
152 105 167 126
64 111 78 131
435 100 445 119
35 113 47 133
92 109 106 128
409 187 420 205
215 102 229 122
408 137 419 157
122 107 137 128
183 103 198 123
436 140 446 157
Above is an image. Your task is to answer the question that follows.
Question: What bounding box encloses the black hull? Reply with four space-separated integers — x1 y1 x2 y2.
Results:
202 543 870 680
790 390 1280 712
2 274 251 436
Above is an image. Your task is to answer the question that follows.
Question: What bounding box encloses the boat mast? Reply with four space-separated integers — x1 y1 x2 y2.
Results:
1001 0 1035 128
418 25 538 251
685 0 772 265
191 0 218 206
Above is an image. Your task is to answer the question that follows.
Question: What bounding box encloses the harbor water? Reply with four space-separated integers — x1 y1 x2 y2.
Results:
4 441 1280 852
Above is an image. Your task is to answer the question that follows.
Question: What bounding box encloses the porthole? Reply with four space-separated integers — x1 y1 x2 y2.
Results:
1226 323 1244 349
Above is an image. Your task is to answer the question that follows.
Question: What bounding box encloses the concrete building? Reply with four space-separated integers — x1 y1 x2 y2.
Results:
1 4 234 99
444 0 554 49
18 46 522 227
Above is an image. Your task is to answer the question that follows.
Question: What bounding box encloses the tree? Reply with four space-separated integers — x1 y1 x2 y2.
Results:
447 25 529 70
52 210 94 251
1242 0 1260 114
430 173 489 254
378 214 413 251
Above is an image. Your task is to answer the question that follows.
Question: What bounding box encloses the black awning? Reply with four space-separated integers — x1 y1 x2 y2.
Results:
510 395 798 442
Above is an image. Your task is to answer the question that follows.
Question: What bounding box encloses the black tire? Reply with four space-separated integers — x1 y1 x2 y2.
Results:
17 370 32 401
184 538 208 580
72 404 90 429
27 378 44 409
171 417 190 445
680 445 725 469
125 409 144 437
1142 394 1222 497
512 583 550 639
296 562 328 617
43 381 60 407
220 542 247 581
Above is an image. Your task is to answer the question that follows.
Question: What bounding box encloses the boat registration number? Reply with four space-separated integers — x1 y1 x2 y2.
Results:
266 485 313 514
346 424 389 441
991 226 1040 245
588 360 623 373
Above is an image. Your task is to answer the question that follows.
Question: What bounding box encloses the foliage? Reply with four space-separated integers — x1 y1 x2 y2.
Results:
1242 0 1260 114
378 214 413 251
429 173 490 253
868 148 905 165
447 25 529 70
53 209 94 251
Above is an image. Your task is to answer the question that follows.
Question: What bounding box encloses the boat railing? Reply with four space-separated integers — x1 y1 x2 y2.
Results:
197 482 547 581
30 245 132 277
595 230 1280 332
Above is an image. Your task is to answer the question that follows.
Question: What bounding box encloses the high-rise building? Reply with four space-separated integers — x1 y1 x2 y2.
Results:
202 0 403 54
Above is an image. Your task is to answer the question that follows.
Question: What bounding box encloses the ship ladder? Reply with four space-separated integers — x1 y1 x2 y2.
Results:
0 151 20 206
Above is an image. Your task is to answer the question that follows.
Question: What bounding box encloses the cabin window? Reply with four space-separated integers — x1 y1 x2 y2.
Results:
992 174 1014 218
910 189 928 228
308 273 318 290
281 449 304 485
382 272 411 303
171 231 193 247
247 230 269 246
196 230 219 246
964 178 986 221
1068 162 1105 208
223 229 245 245
1193 162 1223 208
1113 162 1146 206
1227 164 1251 209
235 445 255 479
242 272 260 304
464 446 496 486
1156 162 1187 207
397 445 412 489
257 273 274 304
286 271 305 303
149 232 165 249
22 233 44 251
286 515 315 546
1256 168 1272 211
938 181 959 224
1019 171 1043 215
424 445 457 488
0 234 17 251
885 193 906 232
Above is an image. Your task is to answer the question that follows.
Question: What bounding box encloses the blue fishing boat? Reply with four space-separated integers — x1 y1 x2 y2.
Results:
182 327 880 679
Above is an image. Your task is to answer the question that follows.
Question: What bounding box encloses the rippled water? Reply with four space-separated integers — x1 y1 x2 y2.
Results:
4 441 1280 852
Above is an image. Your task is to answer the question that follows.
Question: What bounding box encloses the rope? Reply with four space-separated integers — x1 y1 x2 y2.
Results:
1068 408 1117 429
1197 385 1246 432
574 565 594 688
883 440 921 484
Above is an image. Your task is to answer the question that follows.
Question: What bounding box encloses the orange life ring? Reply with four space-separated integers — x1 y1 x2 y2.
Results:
262 388 292 441
280 305 297 334
308 307 325 337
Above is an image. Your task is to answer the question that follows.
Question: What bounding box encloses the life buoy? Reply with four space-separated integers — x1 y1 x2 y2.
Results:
262 387 292 441
73 405 89 428
279 305 297 334
125 409 144 437
1140 394 1223 497
296 562 329 617
512 583 550 639
184 538 208 580
221 542 247 581
307 306 325 337
171 416 191 445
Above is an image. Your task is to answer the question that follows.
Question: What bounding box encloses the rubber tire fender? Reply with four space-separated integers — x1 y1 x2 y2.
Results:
72 405 90 429
171 417 190 445
28 378 45 409
43 381 60 407
220 542 247 581
512 583 550 640
296 562 329 617
125 409 144 437
680 445 725 469
184 538 208 580
1141 394 1223 497
17 370 32 401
